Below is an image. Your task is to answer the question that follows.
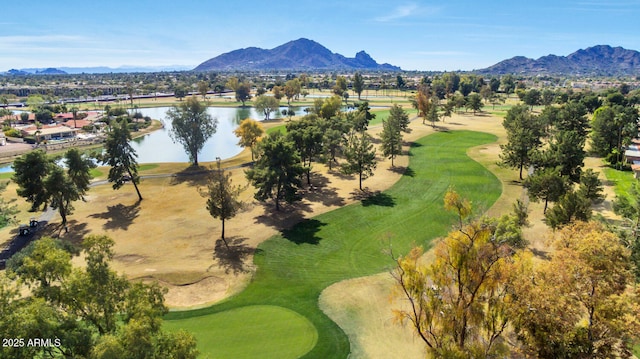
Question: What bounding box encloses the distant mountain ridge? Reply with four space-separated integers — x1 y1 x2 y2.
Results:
2 65 193 75
194 38 401 71
478 45 640 75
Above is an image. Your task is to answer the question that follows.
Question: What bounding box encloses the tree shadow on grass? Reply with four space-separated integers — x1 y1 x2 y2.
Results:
170 165 211 187
89 202 140 230
407 142 422 156
254 200 312 231
360 191 396 207
281 219 327 245
388 166 415 178
212 236 258 274
349 189 396 207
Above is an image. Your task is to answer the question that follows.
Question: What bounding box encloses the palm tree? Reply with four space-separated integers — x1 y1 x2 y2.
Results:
71 106 79 129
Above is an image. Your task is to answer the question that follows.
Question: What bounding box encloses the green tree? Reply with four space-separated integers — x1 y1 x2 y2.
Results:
500 74 516 94
524 167 568 213
102 119 143 201
286 115 324 186
380 117 402 167
556 101 590 138
333 76 347 96
12 150 51 211
544 191 592 229
426 101 439 128
284 78 301 105
353 72 365 100
173 85 187 101
246 132 304 211
167 96 218 167
26 94 45 111
590 106 618 157
578 169 605 204
536 130 586 183
65 235 129 335
465 92 484 115
321 115 350 170
388 103 410 133
64 148 95 200
342 130 377 191
349 101 376 132
71 106 79 129
396 75 406 91
499 105 544 180
590 104 638 166
233 118 264 161
253 95 280 121
44 166 81 231
201 163 245 247
580 93 602 113
314 95 343 120
197 80 209 100
225 76 240 92
4 235 199 358
522 89 541 109
235 82 252 106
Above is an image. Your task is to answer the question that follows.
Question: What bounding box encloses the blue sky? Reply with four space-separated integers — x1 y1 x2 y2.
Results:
1 0 639 72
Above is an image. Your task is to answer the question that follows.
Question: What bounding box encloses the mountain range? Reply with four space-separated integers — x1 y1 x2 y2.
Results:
477 45 640 76
194 38 401 72
2 65 194 75
2 42 638 75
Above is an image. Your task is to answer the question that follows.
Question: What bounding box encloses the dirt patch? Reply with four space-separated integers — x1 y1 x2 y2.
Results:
319 273 425 359
161 276 230 309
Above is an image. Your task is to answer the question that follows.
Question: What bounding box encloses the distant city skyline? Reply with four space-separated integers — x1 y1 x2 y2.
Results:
2 0 639 72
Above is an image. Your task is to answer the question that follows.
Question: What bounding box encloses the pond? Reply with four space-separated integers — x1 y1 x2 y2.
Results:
0 106 307 172
128 106 309 164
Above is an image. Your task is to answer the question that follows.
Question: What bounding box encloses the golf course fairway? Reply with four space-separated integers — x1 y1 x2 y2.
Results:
164 130 502 358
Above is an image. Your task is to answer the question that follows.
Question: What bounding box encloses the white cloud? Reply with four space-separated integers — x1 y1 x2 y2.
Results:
375 4 420 22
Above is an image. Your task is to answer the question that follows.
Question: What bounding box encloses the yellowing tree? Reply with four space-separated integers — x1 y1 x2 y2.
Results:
392 189 516 358
510 221 640 358
233 118 264 161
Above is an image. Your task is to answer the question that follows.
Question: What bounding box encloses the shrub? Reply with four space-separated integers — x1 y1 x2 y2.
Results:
4 128 22 138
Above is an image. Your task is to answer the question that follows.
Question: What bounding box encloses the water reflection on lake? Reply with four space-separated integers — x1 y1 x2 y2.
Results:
132 106 305 164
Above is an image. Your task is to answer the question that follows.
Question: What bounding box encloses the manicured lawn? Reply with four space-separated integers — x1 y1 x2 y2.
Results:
165 305 317 359
164 130 501 358
603 166 634 198
369 107 417 127
266 124 287 135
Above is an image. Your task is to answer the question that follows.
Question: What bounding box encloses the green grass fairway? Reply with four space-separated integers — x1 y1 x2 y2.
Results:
165 305 317 359
164 130 501 358
603 167 634 198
